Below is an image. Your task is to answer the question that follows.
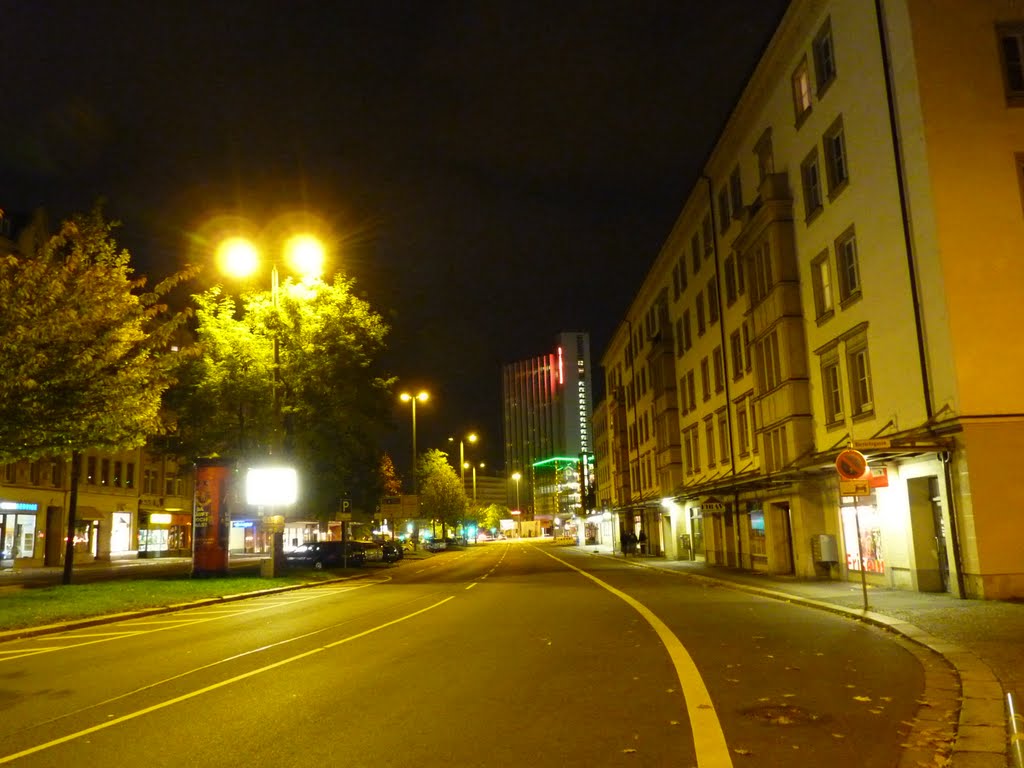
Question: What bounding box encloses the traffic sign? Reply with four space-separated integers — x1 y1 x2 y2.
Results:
835 449 868 480
839 478 871 496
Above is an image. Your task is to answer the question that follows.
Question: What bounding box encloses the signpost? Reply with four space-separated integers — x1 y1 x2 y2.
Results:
835 449 870 611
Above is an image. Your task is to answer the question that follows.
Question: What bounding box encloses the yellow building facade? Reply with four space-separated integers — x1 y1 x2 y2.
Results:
598 0 1024 598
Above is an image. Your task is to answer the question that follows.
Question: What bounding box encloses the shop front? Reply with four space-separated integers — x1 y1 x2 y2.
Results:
138 511 192 557
0 501 41 567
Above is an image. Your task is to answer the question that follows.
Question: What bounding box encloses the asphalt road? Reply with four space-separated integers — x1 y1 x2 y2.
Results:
0 542 933 767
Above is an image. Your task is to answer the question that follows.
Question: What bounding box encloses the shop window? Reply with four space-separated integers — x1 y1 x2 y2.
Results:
749 508 767 556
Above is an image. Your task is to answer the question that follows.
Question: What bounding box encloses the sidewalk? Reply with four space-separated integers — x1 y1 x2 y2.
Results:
595 549 1023 768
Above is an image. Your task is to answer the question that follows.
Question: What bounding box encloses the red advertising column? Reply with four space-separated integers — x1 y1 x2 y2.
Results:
192 458 233 577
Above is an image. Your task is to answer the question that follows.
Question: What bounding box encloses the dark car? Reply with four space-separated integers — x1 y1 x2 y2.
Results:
284 541 364 570
380 539 403 563
352 540 385 563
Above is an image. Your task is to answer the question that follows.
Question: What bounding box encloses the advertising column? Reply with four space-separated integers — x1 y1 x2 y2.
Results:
193 458 232 577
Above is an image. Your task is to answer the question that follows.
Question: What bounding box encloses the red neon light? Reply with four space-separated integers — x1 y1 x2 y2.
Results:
557 347 564 384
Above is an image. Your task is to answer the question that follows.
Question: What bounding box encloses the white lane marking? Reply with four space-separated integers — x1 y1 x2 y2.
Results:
0 596 456 764
540 548 733 768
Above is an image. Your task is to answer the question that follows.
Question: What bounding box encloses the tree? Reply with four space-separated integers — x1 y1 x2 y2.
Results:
0 205 194 583
417 449 468 538
379 452 402 497
478 503 509 535
173 273 396 521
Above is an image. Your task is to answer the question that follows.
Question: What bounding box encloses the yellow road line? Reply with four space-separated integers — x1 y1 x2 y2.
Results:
0 596 455 764
540 549 733 768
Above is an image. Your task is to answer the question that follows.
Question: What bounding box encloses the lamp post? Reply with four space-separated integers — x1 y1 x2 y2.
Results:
217 233 325 455
464 461 485 505
455 432 478 494
400 391 430 495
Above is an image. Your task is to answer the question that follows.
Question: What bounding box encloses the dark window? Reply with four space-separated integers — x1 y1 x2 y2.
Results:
801 148 824 220
813 18 837 95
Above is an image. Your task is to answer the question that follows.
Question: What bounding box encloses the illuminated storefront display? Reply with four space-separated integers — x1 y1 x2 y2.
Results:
0 501 40 563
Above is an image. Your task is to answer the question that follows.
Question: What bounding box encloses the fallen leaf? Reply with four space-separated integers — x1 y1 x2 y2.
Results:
622 748 637 754
669 720 680 726
832 733 846 739
733 748 753 756
853 696 872 702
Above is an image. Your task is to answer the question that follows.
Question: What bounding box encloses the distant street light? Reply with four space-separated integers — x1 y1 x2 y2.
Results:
400 391 430 494
512 471 522 538
453 432 478 494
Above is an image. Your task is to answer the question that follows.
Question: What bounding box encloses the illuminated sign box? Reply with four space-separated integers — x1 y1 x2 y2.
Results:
246 467 298 507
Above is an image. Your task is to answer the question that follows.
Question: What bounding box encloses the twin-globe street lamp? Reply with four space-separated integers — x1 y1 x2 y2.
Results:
449 433 478 494
463 461 485 505
217 233 326 455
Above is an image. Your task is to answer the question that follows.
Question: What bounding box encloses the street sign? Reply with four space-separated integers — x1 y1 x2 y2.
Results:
337 512 352 521
839 478 871 496
852 439 892 450
835 449 868 480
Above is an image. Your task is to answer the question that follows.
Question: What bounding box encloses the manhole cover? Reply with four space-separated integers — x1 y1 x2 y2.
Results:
741 703 823 726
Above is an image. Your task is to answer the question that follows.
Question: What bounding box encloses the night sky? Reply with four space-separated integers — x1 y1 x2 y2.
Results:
2 1 790 475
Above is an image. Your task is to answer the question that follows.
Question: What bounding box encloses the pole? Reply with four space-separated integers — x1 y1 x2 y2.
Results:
62 451 81 585
854 501 869 611
472 465 478 504
271 264 281 455
460 440 465 495
410 398 418 495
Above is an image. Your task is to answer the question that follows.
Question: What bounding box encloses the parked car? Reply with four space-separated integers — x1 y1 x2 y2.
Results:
284 541 364 570
380 539 403 563
424 539 447 552
352 540 385 563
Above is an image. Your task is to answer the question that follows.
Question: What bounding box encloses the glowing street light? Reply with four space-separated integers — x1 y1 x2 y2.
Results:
464 460 485 505
217 231 327 455
400 391 430 494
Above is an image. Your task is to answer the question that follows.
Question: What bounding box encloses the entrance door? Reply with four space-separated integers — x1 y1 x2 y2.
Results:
769 502 795 575
930 478 950 592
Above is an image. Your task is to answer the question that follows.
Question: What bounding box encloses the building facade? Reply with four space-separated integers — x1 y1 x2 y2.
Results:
598 0 1024 598
502 332 595 528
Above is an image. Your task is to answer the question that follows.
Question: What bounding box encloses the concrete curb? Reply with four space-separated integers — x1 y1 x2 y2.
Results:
595 552 1009 767
0 572 368 644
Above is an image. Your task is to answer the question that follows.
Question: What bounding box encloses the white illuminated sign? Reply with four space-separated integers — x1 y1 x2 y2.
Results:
246 467 298 506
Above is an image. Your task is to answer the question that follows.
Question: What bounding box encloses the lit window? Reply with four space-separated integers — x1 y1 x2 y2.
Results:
811 250 835 321
792 57 813 123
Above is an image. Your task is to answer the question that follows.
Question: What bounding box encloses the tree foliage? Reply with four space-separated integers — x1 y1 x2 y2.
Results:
172 273 396 519
417 449 468 532
0 206 193 461
378 452 402 497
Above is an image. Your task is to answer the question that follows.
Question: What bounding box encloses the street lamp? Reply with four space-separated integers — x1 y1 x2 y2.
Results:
400 391 430 495
217 233 326 455
454 432 478 494
464 461 485 505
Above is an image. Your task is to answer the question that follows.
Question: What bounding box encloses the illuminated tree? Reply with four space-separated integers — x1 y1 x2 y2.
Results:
0 205 194 583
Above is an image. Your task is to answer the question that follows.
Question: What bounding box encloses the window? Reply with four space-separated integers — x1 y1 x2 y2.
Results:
125 462 135 490
687 371 696 413
737 402 751 455
998 23 1024 104
729 166 743 219
821 353 844 425
750 240 773 304
754 127 774 184
707 279 719 324
718 410 730 464
741 322 753 373
50 460 63 487
718 187 731 233
713 346 725 392
811 250 835 321
801 148 824 220
679 375 690 414
764 425 789 472
823 116 849 197
113 461 122 488
705 418 717 466
756 329 782 392
3 463 15 483
29 461 41 486
846 332 874 417
696 292 706 336
87 456 97 485
703 215 714 259
682 310 692 351
678 255 688 291
724 255 738 305
684 426 700 474
691 233 701 276
672 264 681 301
813 18 837 95
835 226 862 303
730 331 743 380
675 318 684 358
792 57 813 123
700 357 711 401
143 468 157 495
101 458 110 486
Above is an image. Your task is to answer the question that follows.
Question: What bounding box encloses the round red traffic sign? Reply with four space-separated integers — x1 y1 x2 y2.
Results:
835 449 868 480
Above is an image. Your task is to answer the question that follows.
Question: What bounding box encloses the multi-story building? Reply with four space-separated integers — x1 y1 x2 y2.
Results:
502 332 595 529
598 0 1024 599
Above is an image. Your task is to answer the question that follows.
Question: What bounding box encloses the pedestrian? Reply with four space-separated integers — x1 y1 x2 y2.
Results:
638 529 648 556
